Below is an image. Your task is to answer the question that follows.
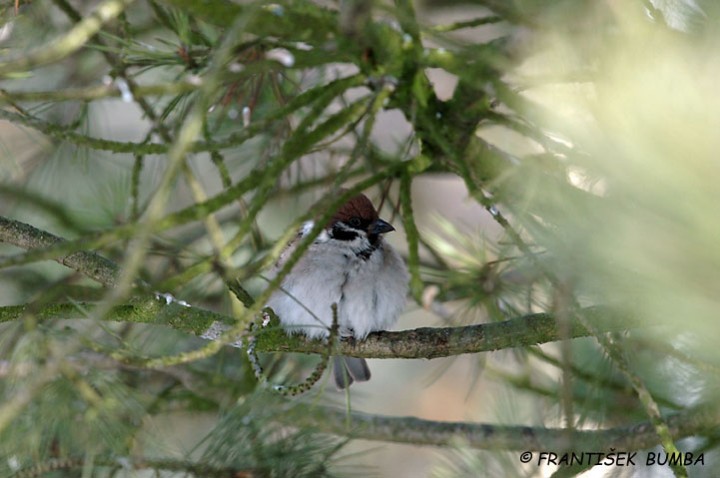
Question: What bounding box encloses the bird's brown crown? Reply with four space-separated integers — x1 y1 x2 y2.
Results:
330 191 379 225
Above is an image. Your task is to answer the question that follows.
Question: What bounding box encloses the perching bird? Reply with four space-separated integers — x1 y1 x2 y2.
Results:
267 191 409 388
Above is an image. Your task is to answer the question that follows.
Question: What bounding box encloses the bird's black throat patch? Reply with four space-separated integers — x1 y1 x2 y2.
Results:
356 247 376 260
330 225 359 242
331 224 379 260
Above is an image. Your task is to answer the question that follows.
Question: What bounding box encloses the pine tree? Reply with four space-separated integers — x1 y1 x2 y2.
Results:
0 1 719 477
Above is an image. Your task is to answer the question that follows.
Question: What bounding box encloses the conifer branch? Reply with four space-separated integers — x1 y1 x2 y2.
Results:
0 216 120 287
288 402 720 451
0 300 634 361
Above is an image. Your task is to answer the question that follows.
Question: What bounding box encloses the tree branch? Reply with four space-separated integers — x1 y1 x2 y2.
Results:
257 306 635 359
0 216 119 287
288 402 720 451
0 301 635 360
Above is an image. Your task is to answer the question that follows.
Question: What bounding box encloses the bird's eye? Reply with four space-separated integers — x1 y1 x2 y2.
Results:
348 217 362 228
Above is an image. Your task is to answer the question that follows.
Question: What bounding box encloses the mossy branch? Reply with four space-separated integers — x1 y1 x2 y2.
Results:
0 216 119 287
255 306 635 359
287 402 720 451
0 300 635 361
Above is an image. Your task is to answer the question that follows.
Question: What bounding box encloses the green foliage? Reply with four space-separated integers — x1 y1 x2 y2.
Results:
200 392 346 478
0 0 719 477
0 369 145 467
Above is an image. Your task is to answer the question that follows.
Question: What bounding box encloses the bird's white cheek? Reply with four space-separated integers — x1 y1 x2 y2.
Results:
316 230 331 243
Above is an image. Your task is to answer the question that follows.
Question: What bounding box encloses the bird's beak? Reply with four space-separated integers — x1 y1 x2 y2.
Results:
370 218 395 235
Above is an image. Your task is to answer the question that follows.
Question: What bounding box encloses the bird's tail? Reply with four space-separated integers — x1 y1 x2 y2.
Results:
333 356 371 389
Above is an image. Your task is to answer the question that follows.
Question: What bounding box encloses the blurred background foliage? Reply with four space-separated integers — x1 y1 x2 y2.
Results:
1 0 720 476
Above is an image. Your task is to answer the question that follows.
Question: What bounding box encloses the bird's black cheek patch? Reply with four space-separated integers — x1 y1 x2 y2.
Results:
331 225 359 241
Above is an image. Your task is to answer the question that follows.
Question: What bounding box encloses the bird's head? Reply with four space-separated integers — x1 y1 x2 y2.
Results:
324 192 395 256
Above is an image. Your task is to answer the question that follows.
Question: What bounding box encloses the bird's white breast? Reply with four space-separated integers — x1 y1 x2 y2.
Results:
267 226 408 340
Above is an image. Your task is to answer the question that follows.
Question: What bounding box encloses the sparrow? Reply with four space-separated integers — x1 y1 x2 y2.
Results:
267 191 409 389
